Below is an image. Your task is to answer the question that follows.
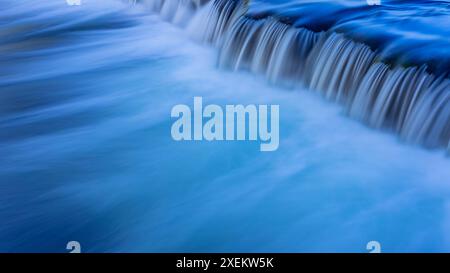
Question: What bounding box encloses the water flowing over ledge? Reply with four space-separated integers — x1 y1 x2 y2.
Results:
142 0 450 153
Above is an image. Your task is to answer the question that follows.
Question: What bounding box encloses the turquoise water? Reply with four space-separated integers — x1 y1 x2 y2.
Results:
0 0 449 252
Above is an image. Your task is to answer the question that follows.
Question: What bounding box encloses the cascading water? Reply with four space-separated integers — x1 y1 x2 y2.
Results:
145 0 450 153
187 0 245 45
141 0 206 25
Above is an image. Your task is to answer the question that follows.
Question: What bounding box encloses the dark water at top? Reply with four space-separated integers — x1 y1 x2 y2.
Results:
248 0 450 74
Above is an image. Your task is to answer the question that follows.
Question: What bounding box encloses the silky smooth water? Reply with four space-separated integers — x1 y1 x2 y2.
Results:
0 0 450 252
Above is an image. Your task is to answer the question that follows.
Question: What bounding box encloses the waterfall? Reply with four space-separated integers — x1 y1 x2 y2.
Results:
305 33 376 102
187 0 245 45
146 0 450 152
141 0 207 26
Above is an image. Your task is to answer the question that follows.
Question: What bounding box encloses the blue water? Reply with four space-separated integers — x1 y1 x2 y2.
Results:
249 0 450 74
0 0 450 252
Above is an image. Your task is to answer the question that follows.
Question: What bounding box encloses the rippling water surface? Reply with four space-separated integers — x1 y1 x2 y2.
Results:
249 0 450 73
0 0 449 252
